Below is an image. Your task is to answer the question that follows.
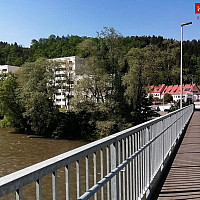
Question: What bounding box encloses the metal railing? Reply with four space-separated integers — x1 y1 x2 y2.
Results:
0 105 194 200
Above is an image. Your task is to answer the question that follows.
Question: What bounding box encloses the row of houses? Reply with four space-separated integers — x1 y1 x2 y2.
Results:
150 84 200 102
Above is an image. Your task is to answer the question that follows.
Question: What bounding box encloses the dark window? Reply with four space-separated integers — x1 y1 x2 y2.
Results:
184 88 190 91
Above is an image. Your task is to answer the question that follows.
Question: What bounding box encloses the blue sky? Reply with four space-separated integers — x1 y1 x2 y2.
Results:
0 0 199 47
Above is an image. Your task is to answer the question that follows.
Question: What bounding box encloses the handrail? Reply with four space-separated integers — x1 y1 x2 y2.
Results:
0 104 194 200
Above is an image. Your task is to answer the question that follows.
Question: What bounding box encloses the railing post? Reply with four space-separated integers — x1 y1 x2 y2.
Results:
110 142 118 200
52 170 58 200
16 188 23 200
65 165 70 200
36 179 42 200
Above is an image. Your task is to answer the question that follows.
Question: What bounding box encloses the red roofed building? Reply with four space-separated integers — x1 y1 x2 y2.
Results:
151 84 166 99
150 84 200 103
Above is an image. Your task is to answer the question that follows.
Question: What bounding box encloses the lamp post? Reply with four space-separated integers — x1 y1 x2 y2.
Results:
180 21 192 108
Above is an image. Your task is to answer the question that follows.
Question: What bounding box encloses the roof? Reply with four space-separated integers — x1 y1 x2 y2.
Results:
151 84 166 94
150 84 200 96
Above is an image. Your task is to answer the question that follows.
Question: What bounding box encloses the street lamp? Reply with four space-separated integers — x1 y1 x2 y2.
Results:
180 21 192 108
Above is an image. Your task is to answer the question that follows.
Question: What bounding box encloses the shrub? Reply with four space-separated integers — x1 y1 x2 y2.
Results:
96 121 119 138
0 115 12 128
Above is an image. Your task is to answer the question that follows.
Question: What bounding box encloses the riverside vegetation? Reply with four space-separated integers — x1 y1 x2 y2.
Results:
0 27 200 140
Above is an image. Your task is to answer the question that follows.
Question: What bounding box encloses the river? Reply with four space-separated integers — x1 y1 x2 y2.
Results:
0 128 88 199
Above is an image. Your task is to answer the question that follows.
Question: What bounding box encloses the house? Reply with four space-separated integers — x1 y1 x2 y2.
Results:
151 84 166 99
0 65 19 74
150 84 200 103
52 56 85 110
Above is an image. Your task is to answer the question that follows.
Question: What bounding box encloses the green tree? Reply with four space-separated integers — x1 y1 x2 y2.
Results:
123 48 152 124
17 59 59 136
0 73 26 129
73 56 112 105
163 93 173 103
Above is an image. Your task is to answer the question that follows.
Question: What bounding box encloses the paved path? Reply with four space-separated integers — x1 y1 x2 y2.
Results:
158 111 200 199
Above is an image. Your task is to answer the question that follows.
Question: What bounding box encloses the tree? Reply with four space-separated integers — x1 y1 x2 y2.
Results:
163 93 173 103
73 56 112 105
17 59 59 136
123 48 152 124
0 73 26 129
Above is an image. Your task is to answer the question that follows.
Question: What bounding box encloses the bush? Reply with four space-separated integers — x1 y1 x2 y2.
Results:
163 93 173 103
96 121 119 138
0 115 12 128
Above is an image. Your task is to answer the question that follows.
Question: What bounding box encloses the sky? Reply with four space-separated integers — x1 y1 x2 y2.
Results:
0 0 199 47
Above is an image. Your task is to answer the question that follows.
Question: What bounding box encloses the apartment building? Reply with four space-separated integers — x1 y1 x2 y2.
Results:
52 56 85 110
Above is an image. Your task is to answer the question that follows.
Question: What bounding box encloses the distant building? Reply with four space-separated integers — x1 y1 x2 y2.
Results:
150 84 166 99
150 84 200 103
0 65 19 74
52 56 85 110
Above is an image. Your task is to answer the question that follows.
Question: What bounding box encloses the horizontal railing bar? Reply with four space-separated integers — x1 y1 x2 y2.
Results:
0 105 193 197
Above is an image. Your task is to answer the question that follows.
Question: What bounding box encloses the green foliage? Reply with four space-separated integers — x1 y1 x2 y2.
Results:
30 35 85 61
74 56 112 104
73 28 153 135
0 73 26 129
0 115 12 128
122 47 152 124
0 42 30 66
17 59 59 136
96 121 119 139
1 30 200 140
163 93 173 103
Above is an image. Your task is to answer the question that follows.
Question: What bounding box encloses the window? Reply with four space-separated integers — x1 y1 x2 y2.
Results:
184 88 190 91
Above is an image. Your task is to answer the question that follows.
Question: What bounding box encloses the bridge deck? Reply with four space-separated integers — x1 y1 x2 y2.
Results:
158 111 200 199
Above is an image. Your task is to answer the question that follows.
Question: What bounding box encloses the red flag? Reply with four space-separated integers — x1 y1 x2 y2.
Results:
195 3 200 14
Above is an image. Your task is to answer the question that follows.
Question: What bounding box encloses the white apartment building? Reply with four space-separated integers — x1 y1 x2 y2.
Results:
52 56 85 110
0 65 19 74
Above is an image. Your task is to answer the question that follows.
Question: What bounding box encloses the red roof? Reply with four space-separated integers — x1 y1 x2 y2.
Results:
171 85 181 95
150 84 200 96
151 84 165 94
162 85 173 95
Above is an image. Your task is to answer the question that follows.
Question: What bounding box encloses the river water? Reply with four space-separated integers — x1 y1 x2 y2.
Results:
0 128 88 199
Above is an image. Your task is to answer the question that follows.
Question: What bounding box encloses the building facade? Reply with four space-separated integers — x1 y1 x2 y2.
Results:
52 56 85 110
0 65 19 74
150 84 200 103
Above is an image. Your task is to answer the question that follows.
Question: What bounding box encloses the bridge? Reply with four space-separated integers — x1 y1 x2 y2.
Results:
0 105 195 200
